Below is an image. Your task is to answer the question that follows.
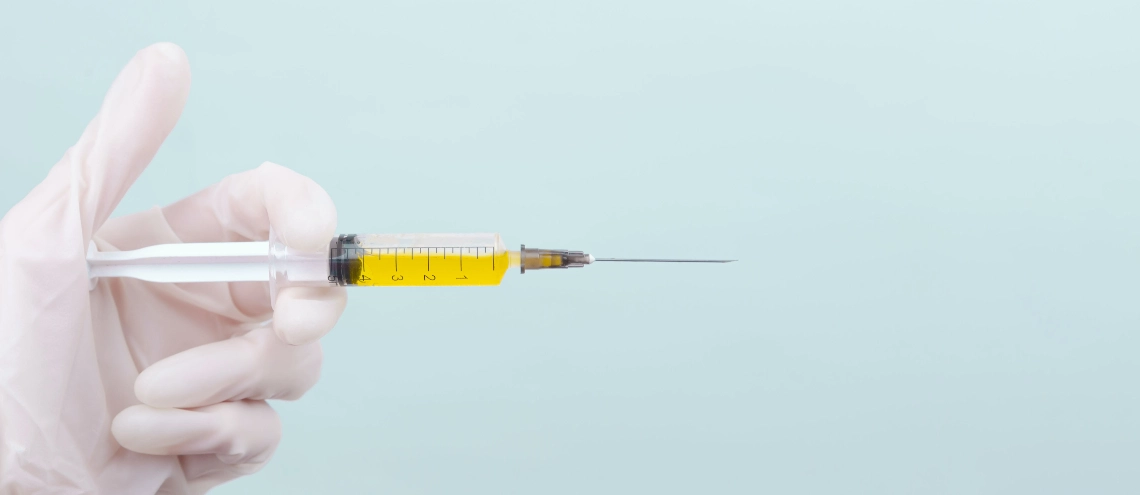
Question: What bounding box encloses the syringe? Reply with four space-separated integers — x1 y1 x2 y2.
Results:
87 232 733 294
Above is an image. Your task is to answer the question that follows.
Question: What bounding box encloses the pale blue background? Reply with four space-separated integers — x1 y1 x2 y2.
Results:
2 0 1140 493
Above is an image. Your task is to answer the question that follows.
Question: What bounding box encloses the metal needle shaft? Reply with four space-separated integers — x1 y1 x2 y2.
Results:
593 258 736 263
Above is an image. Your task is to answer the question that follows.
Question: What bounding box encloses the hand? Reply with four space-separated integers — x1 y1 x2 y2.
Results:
0 43 347 493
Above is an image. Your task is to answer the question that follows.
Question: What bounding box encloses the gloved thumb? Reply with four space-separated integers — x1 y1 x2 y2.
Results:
16 43 190 243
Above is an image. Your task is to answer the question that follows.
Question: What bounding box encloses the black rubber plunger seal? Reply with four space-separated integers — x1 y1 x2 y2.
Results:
328 234 360 285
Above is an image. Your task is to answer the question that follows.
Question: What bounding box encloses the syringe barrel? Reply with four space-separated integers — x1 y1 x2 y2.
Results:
325 233 512 287
270 233 595 297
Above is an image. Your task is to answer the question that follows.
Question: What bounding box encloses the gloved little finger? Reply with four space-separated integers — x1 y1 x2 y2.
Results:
111 400 281 465
180 453 268 491
134 325 322 409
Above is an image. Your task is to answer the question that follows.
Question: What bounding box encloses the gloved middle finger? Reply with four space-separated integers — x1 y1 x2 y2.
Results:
132 324 322 409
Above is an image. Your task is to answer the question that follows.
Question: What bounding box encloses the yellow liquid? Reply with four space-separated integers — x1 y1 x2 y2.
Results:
348 247 513 286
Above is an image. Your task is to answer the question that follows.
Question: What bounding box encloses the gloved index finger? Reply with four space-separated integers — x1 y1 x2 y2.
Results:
158 162 343 322
161 162 338 253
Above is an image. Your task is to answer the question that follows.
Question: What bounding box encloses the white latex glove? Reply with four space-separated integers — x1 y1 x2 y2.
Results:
0 43 347 493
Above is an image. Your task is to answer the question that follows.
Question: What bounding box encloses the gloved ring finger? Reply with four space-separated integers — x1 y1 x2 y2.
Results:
133 323 322 409
112 400 280 464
